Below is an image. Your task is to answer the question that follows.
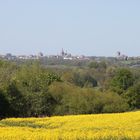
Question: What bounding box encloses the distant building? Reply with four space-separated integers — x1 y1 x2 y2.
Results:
61 48 65 57
116 51 128 61
117 51 121 57
60 48 73 59
38 52 44 57
5 53 16 60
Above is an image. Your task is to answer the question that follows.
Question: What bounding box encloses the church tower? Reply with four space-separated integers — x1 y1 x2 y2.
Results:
61 48 65 56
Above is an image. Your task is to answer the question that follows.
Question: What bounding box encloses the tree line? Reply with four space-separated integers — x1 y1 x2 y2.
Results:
0 60 140 118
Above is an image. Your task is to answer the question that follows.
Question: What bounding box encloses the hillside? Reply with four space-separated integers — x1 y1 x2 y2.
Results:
0 111 140 140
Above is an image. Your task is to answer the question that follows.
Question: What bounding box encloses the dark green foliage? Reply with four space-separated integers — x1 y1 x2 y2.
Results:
0 59 139 118
48 82 129 115
0 91 10 118
124 82 140 109
88 61 99 69
110 68 134 94
5 81 25 117
62 70 97 88
88 61 107 70
102 92 129 113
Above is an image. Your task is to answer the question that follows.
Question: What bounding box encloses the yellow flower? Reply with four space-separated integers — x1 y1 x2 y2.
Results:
0 111 140 140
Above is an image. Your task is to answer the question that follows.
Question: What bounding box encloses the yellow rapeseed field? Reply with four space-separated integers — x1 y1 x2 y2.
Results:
0 111 140 140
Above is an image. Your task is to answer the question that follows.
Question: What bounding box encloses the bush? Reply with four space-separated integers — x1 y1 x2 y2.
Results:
102 92 129 113
124 82 140 109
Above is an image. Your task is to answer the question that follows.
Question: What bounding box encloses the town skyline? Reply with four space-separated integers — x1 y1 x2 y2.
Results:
0 1 140 57
0 47 139 57
0 48 138 57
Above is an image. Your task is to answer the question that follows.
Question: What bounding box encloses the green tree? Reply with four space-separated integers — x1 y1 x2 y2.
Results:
62 70 97 88
88 61 99 69
110 68 134 94
0 91 10 118
102 92 129 113
124 83 140 109
5 81 25 117
13 63 61 117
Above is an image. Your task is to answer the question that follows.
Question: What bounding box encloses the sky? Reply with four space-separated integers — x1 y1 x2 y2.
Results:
0 0 140 56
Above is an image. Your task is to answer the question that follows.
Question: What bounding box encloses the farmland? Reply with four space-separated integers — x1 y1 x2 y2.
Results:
0 111 140 140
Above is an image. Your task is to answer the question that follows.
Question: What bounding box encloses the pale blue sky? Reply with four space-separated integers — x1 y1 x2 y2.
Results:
0 0 140 56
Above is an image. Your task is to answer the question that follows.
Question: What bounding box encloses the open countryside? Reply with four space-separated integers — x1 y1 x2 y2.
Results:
0 0 140 140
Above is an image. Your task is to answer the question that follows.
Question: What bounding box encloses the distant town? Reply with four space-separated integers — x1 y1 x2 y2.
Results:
0 49 140 61
0 49 89 61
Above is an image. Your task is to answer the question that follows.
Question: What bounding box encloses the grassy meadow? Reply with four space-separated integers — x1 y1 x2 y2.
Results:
0 111 140 140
